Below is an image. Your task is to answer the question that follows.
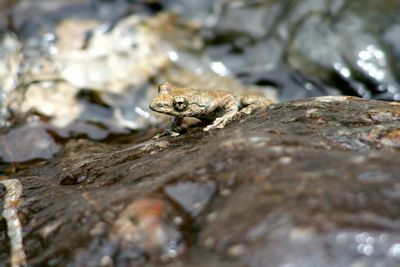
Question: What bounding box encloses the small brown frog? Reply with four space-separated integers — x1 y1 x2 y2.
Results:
149 82 272 135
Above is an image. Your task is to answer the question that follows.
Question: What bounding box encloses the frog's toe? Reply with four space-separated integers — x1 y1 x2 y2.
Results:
154 128 181 138
242 109 252 115
239 107 254 115
204 123 219 131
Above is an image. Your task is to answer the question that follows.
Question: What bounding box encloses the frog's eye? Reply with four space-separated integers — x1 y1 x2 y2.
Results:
173 96 188 111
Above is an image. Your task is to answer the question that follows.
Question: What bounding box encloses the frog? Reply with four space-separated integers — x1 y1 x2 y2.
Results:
149 82 272 135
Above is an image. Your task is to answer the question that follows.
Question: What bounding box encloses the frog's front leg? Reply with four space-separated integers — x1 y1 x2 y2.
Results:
154 117 183 138
203 106 239 131
165 116 185 136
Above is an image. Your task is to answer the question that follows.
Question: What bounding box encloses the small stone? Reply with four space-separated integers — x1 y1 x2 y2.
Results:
227 244 246 257
173 216 184 226
113 199 166 250
220 188 231 196
206 211 218 222
0 121 60 162
204 236 215 248
278 156 292 165
100 255 113 267
164 181 216 217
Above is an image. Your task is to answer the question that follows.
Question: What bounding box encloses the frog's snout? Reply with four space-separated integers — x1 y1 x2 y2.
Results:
149 99 165 112
149 101 154 111
149 98 157 112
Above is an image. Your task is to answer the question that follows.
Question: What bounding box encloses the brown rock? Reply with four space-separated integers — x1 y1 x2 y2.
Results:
2 97 400 266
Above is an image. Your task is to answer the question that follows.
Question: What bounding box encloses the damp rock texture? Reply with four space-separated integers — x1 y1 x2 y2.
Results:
2 96 400 267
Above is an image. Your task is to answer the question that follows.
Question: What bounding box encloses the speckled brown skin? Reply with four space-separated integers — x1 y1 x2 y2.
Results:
149 82 272 134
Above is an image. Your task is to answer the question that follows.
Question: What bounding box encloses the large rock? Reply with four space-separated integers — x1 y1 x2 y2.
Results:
2 96 400 266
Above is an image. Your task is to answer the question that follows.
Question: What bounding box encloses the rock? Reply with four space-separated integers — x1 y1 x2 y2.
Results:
0 119 60 163
0 7 277 140
2 97 400 266
111 198 185 262
204 0 400 101
2 2 400 266
0 31 21 127
164 180 216 217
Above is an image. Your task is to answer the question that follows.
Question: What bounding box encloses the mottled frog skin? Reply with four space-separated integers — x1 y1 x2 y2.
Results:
149 82 272 134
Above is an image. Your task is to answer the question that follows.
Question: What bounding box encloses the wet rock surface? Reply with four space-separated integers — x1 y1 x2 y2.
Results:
1 0 400 266
2 97 400 266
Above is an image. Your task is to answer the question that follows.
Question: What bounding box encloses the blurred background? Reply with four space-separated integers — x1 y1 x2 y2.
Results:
1 0 400 165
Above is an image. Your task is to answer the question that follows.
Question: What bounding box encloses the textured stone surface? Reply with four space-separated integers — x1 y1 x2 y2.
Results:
1 96 400 266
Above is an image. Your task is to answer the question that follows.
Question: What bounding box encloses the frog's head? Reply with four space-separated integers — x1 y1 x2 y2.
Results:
149 82 206 117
